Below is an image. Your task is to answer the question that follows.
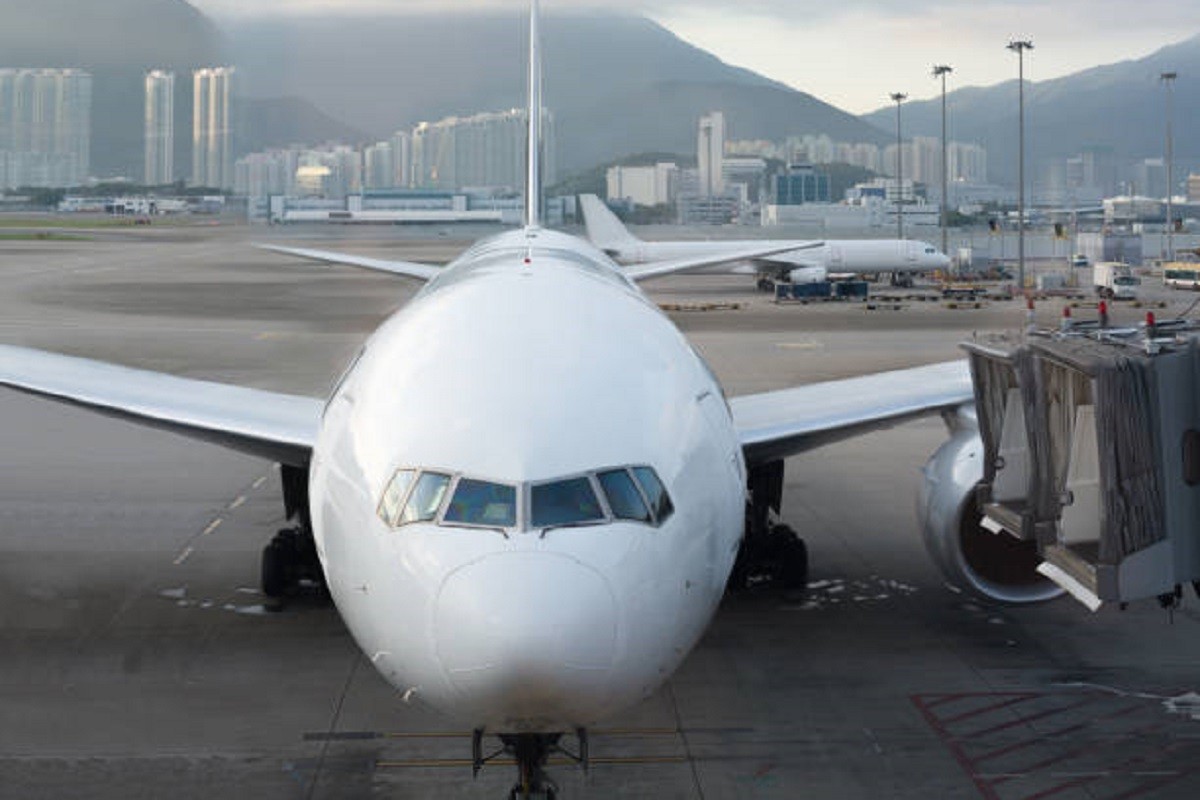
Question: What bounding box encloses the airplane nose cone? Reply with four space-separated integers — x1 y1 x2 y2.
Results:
434 552 618 725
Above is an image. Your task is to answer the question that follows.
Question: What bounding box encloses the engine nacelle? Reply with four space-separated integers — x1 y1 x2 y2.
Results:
917 411 1063 604
787 265 828 284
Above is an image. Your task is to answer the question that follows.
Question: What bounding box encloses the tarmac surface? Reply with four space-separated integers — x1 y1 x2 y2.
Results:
2 223 1199 799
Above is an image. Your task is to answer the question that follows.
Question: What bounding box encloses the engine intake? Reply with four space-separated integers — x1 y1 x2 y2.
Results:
917 420 1063 604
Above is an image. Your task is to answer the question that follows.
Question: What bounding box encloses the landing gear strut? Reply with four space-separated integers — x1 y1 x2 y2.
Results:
729 460 809 593
261 464 324 599
472 730 588 799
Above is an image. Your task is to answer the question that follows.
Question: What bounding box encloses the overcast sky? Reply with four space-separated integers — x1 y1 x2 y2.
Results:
189 1 1200 113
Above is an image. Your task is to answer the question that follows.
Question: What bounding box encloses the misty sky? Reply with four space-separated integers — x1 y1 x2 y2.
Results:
189 1 1200 113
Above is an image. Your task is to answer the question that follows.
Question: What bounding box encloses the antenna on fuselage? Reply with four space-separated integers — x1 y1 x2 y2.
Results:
523 0 543 229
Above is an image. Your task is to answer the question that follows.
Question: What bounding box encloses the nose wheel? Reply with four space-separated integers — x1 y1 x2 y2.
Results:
473 730 587 800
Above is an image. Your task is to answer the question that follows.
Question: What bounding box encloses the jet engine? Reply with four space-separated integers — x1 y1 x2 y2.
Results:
916 409 1063 604
787 265 828 284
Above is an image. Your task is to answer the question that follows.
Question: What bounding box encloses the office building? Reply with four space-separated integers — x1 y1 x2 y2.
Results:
144 70 174 185
0 68 91 189
192 67 234 189
774 165 831 205
606 163 677 207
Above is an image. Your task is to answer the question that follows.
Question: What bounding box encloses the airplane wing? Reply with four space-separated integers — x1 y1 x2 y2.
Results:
731 360 973 466
626 243 821 282
0 345 322 467
258 244 442 282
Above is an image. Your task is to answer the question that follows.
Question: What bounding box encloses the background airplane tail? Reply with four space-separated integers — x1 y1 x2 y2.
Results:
579 194 642 255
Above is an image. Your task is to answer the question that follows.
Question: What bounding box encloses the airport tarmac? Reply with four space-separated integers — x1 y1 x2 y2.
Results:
2 226 1199 799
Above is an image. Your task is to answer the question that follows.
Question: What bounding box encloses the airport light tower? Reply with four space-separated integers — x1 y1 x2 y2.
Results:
1162 71 1178 262
1008 40 1033 292
890 92 908 240
932 65 953 260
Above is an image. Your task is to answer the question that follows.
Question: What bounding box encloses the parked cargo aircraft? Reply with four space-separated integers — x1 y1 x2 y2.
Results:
580 193 951 286
0 3 1057 797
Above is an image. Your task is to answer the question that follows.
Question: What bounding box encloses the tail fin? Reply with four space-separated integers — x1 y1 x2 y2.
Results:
523 0 543 228
579 194 642 256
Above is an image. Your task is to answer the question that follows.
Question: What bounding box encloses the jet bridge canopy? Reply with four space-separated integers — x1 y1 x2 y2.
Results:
963 321 1200 610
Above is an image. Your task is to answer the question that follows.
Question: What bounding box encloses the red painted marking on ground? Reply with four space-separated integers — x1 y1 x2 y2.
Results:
922 692 1031 711
962 697 1098 740
942 694 1040 725
911 694 1002 800
972 720 1091 765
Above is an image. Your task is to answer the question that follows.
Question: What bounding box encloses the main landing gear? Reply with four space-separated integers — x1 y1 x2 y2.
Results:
729 460 809 593
472 730 589 800
261 464 325 600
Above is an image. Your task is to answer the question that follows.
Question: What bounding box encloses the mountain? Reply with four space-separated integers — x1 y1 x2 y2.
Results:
861 35 1200 187
222 11 891 174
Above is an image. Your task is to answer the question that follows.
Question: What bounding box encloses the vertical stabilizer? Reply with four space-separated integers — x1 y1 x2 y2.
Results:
579 194 642 256
524 0 543 228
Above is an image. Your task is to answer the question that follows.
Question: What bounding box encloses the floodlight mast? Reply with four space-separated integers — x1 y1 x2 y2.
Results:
932 65 953 260
890 92 908 240
1008 39 1033 292
1162 71 1178 262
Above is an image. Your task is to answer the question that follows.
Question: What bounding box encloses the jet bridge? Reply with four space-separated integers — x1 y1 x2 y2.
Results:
963 315 1200 610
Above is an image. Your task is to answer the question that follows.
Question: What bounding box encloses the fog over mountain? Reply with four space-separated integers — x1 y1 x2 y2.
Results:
5 1 1197 186
861 34 1200 187
222 10 891 173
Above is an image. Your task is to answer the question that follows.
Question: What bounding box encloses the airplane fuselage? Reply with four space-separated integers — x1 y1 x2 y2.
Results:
308 227 746 732
613 238 950 275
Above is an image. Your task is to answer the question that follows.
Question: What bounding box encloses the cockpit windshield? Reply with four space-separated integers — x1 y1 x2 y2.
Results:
444 478 517 528
376 465 673 533
530 477 605 528
398 471 451 525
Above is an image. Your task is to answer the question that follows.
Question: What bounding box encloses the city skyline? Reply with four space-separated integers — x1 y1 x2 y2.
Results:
187 0 1200 114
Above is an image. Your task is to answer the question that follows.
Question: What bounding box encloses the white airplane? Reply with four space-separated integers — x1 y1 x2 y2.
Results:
579 193 952 287
0 3 1058 797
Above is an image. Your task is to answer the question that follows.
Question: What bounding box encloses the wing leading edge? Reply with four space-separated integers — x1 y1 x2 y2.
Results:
0 345 322 467
258 244 443 282
732 360 973 467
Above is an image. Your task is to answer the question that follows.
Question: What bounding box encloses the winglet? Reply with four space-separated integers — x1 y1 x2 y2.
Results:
524 0 543 228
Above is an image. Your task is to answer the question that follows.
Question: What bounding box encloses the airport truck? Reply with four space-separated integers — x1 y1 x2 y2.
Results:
1093 261 1140 299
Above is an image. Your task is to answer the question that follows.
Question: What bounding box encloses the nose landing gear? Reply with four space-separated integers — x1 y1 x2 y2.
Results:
473 730 588 800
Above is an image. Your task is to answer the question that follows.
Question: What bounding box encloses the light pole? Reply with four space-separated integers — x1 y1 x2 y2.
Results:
890 92 907 240
1008 40 1033 291
932 65 953 259
1162 71 1177 262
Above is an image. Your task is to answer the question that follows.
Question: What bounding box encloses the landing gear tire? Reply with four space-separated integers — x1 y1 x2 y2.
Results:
259 526 324 602
770 525 809 593
261 540 288 598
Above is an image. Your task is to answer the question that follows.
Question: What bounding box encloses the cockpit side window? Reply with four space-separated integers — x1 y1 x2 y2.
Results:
398 471 451 525
632 466 674 523
597 468 651 522
530 477 605 528
444 478 517 528
377 468 416 526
